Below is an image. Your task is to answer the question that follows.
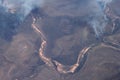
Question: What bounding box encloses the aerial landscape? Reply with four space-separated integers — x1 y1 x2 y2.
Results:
0 0 120 80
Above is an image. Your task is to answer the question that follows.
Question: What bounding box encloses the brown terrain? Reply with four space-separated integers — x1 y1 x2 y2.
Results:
0 0 120 80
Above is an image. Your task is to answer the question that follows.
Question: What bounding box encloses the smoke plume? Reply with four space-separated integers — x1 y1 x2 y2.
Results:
0 0 113 36
89 0 113 37
0 0 44 20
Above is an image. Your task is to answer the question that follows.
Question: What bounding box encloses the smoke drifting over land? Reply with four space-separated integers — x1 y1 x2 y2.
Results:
89 0 113 36
0 0 113 36
0 0 120 78
0 0 44 19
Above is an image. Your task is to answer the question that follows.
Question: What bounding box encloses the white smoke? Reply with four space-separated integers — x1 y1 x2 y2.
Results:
89 0 113 37
20 0 44 17
1 0 44 20
96 0 113 4
89 15 107 37
0 0 113 37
